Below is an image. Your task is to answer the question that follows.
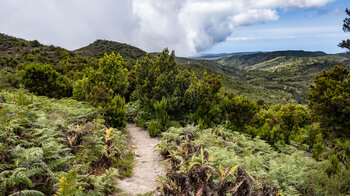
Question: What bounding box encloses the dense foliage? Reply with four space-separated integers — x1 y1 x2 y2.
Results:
0 90 132 195
308 65 350 137
22 63 72 98
72 52 128 127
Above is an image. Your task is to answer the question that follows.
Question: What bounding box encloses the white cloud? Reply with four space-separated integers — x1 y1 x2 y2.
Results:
0 0 334 56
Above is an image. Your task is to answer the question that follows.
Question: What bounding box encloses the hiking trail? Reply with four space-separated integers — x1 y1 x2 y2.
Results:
116 124 164 195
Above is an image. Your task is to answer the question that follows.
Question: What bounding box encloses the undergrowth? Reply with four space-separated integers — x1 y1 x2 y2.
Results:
0 90 133 195
158 126 350 195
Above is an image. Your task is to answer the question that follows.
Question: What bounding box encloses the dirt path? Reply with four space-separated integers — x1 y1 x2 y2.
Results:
116 124 164 195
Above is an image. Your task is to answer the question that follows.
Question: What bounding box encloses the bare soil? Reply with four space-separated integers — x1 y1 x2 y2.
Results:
115 124 164 195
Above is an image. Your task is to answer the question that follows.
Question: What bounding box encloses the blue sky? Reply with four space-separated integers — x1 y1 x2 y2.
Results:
203 0 350 54
0 0 349 56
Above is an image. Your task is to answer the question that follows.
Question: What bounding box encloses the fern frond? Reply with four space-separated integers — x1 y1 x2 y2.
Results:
0 182 6 196
10 190 45 196
27 168 45 177
227 164 239 177
47 156 74 171
0 164 15 172
8 169 33 188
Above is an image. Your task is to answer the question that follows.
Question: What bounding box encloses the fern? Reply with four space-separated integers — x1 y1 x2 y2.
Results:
0 164 15 172
8 168 33 188
0 182 6 196
10 190 45 196
0 90 128 195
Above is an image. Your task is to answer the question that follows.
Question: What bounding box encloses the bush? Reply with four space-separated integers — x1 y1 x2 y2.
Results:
72 77 90 101
106 95 127 129
0 90 131 195
325 155 342 175
154 97 169 128
148 120 162 138
222 95 259 130
22 63 72 98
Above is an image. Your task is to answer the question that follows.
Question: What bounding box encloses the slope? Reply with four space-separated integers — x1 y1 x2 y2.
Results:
215 50 327 68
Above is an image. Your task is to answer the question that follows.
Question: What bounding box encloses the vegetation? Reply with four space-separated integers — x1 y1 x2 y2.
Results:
158 126 349 195
308 65 350 137
0 11 350 194
0 90 132 195
22 63 72 98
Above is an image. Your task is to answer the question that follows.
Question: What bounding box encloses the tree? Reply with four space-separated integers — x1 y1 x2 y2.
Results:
72 53 129 101
308 65 350 137
134 48 178 111
278 104 309 143
95 52 129 97
338 8 350 52
189 73 223 128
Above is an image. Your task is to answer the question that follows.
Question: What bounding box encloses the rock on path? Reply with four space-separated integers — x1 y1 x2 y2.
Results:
116 124 164 195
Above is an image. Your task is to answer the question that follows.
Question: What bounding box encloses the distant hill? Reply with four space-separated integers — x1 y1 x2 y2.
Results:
215 50 327 68
75 39 146 60
192 51 262 59
201 50 350 104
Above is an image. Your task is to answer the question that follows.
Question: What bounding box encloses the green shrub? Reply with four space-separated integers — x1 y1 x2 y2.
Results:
22 63 72 98
153 97 169 128
325 155 342 175
72 77 90 101
148 120 162 138
222 95 259 130
308 65 350 137
106 95 127 129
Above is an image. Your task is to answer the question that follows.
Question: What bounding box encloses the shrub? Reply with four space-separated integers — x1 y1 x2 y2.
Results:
72 77 90 101
0 90 131 195
154 97 169 128
222 95 259 130
148 120 162 138
22 63 72 98
106 95 127 129
325 155 342 175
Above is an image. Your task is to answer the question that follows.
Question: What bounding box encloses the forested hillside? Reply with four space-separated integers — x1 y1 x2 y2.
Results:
196 50 350 104
0 31 349 195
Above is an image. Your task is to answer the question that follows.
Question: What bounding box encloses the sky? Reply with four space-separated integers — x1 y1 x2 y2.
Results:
0 0 349 57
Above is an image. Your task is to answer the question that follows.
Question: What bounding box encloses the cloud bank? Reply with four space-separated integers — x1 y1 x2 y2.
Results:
0 0 334 56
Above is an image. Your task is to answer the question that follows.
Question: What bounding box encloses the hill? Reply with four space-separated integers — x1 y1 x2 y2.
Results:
0 33 84 66
214 50 327 68
192 50 350 103
192 51 262 59
75 39 146 60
